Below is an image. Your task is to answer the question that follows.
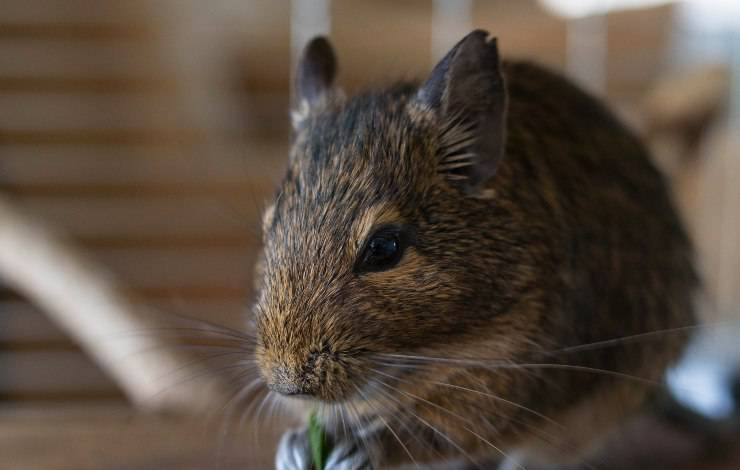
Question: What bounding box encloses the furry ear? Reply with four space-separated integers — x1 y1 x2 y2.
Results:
417 30 507 193
293 36 337 126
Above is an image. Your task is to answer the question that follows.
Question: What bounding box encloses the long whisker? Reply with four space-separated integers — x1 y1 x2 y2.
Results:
108 325 256 343
343 398 377 467
149 349 254 387
364 380 447 464
376 320 732 368
353 384 420 468
368 366 562 430
215 376 263 463
373 375 523 469
549 322 720 356
372 380 485 469
374 353 681 392
144 361 251 404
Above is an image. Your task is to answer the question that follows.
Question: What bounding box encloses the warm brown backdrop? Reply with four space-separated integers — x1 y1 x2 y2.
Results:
1 1 738 468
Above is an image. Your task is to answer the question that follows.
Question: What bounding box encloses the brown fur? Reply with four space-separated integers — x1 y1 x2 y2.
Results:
254 33 698 467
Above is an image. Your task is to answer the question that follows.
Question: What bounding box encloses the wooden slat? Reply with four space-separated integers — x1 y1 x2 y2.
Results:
130 286 248 301
0 23 152 41
88 247 256 290
0 301 67 344
0 341 80 352
0 0 147 23
0 42 160 77
0 390 123 402
0 94 188 129
0 406 284 469
76 234 253 249
0 129 204 146
0 299 251 344
1 286 247 302
0 351 120 395
12 197 262 237
234 91 291 138
0 144 287 185
0 76 175 93
3 183 272 198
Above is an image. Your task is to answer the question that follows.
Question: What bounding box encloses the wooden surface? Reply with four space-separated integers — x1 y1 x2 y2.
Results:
2 404 740 470
0 404 288 469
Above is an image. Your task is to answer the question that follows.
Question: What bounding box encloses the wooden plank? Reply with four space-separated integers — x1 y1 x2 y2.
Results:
0 42 160 77
0 94 188 131
0 129 205 146
1 286 248 302
3 182 273 198
88 247 257 290
234 91 292 138
0 0 147 23
0 23 153 41
0 76 175 93
0 143 287 185
0 351 120 395
0 406 285 469
12 197 264 237
0 301 67 343
75 234 254 249
0 299 251 344
0 240 260 294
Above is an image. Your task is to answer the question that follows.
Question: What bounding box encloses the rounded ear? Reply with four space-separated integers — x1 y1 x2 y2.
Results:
417 30 508 194
295 36 337 109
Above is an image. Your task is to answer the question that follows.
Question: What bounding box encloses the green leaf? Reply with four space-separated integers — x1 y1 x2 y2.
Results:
308 411 327 470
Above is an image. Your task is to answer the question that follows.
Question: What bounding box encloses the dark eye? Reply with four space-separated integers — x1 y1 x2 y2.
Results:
356 227 406 273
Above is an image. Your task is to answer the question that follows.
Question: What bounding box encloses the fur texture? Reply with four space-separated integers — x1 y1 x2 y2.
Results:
254 31 698 467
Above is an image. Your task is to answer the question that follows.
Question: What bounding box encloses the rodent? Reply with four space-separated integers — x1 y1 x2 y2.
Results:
252 30 698 469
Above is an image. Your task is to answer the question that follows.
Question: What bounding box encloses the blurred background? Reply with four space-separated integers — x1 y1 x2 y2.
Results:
0 0 739 468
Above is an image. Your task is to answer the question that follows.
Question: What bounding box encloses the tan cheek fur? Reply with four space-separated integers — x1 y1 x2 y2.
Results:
261 204 276 235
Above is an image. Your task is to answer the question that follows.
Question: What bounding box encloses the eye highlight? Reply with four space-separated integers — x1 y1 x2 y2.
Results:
355 225 409 273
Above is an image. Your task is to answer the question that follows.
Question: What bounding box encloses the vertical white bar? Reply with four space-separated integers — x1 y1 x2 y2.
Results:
566 13 607 95
431 0 474 61
290 0 331 72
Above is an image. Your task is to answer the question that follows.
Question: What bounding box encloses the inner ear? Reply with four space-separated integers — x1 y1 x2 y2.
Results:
293 36 337 125
417 30 507 194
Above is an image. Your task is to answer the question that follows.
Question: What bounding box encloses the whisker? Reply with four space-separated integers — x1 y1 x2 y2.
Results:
109 341 251 369
215 376 263 464
364 380 447 464
144 361 251 404
353 384 420 468
372 380 485 469
368 366 562 430
251 390 274 449
374 375 523 469
108 325 256 342
549 322 724 356
372 354 688 395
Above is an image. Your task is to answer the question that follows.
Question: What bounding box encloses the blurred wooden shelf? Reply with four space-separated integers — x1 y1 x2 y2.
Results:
0 404 287 469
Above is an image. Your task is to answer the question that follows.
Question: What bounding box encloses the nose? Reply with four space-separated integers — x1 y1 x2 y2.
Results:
268 380 311 396
267 365 315 397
